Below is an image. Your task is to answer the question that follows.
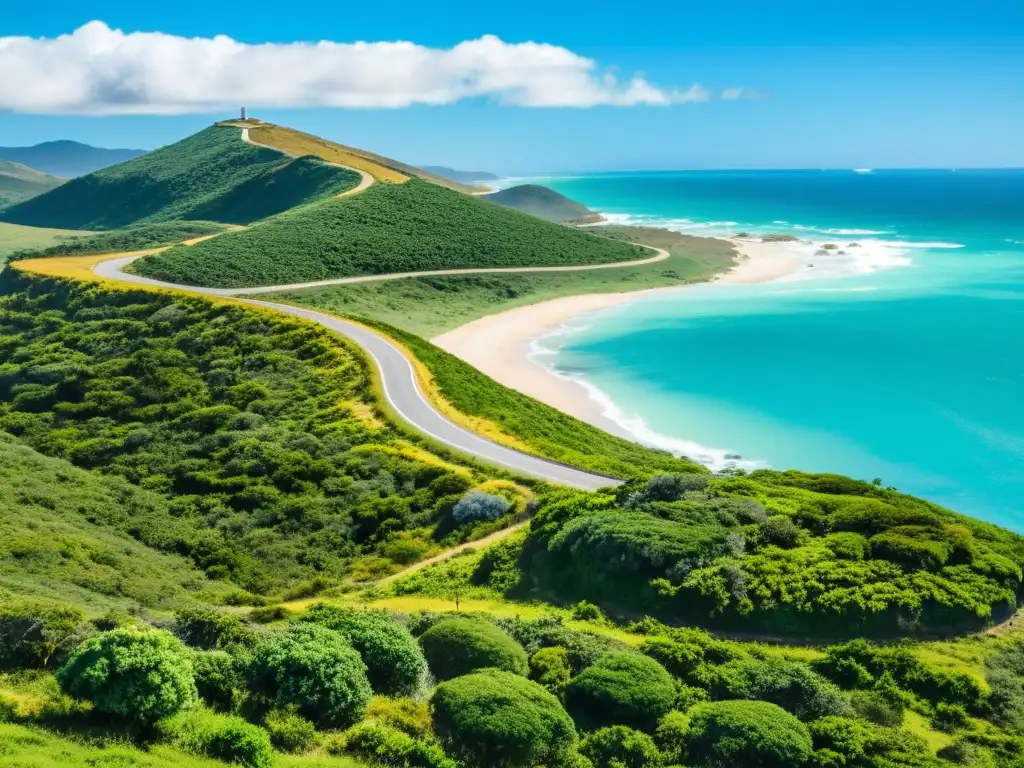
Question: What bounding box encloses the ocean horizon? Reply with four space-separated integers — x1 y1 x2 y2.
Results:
526 169 1024 531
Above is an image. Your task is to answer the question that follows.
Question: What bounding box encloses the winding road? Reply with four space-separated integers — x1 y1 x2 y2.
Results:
81 126 670 490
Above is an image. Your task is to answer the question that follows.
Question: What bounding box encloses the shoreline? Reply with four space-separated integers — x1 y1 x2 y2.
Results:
431 237 799 443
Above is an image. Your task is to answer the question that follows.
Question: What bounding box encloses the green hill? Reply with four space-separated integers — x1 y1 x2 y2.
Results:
0 160 65 209
132 178 646 288
483 184 603 223
0 125 361 230
0 434 223 612
0 139 146 178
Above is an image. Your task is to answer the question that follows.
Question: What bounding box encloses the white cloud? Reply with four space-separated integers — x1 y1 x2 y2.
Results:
0 22 735 115
721 87 771 101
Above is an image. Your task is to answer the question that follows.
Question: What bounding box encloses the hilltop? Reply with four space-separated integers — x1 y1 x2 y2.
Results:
483 183 603 223
0 139 146 178
0 159 65 208
0 125 361 230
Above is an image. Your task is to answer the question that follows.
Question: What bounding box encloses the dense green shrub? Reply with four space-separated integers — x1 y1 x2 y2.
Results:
452 490 511 523
498 616 629 675
431 669 578 768
809 716 939 768
175 608 257 652
134 178 649 288
364 696 432 737
56 628 197 722
530 647 572 692
932 702 970 732
684 700 813 768
191 649 240 711
246 623 371 728
579 725 664 768
343 722 456 768
710 658 850 720
564 651 676 732
419 617 528 681
654 711 689 764
161 707 274 768
303 604 426 695
0 600 85 670
264 708 319 753
986 642 1024 730
623 473 709 506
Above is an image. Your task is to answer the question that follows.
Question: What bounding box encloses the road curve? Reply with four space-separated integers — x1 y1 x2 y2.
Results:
240 126 375 197
93 254 621 490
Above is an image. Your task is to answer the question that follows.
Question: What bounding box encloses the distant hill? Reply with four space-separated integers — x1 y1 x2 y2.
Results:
0 125 361 230
0 140 147 178
419 165 499 183
0 159 65 209
482 184 603 224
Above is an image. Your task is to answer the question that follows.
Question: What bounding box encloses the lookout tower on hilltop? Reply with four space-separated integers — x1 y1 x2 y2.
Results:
240 107 247 121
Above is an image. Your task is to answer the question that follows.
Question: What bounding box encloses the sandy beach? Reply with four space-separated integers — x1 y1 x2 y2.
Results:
431 237 799 436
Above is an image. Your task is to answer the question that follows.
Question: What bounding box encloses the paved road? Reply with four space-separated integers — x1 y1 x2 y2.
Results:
94 255 621 490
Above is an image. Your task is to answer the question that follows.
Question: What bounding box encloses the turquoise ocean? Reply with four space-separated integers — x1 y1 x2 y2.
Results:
523 170 1024 530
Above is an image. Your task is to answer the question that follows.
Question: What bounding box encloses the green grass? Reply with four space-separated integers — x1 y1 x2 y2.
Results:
0 435 227 612
8 221 230 259
0 125 360 230
272 227 735 337
0 160 65 209
0 723 366 767
0 222 90 267
132 179 649 288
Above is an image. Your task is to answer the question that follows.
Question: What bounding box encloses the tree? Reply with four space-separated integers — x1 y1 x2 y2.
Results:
579 726 664 768
302 604 426 696
564 652 675 732
246 623 371 728
419 617 528 681
0 599 85 670
56 628 197 723
683 700 813 768
431 669 577 767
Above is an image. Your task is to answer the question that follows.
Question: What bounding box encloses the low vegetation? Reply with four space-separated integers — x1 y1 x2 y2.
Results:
272 227 736 337
132 179 648 288
0 270 520 596
9 220 229 259
0 125 360 230
0 221 89 267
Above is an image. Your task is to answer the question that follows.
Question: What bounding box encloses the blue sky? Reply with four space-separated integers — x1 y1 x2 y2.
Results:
2 0 1022 172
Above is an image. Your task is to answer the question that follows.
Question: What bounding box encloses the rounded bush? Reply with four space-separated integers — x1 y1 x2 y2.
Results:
419 618 528 681
206 720 275 768
303 604 426 696
0 600 86 670
452 490 511 523
579 725 664 768
564 651 675 732
711 659 849 720
56 628 197 722
344 722 457 768
530 647 572 692
432 669 578 768
683 700 813 768
246 623 371 728
264 708 319 753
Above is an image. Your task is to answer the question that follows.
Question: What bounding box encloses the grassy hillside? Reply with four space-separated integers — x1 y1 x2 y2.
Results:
248 124 484 192
0 126 360 230
483 184 602 223
132 179 648 288
0 139 146 177
0 434 225 612
0 222 89 267
0 160 65 209
271 227 736 337
8 221 229 260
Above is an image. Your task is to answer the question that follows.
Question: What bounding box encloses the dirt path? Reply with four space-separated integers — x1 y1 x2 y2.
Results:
240 126 374 196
